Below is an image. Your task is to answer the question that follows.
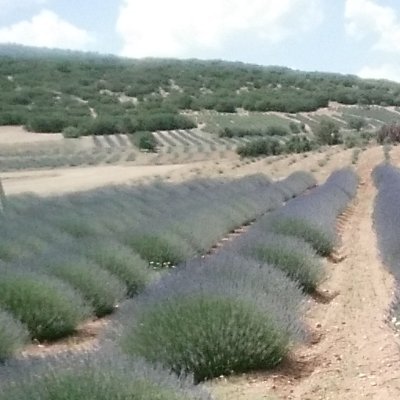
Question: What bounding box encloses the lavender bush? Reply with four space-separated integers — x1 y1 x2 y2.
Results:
0 171 315 343
32 251 127 317
231 230 324 291
275 171 317 200
265 168 358 255
0 268 91 341
373 163 400 278
119 252 305 381
77 239 152 296
124 231 196 266
0 311 29 362
0 351 212 400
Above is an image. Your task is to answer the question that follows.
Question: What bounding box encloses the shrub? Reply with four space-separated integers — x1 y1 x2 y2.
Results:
0 238 26 262
138 113 196 131
0 112 26 125
347 117 367 131
237 137 283 157
221 126 289 138
119 252 305 381
0 311 29 362
130 131 157 152
214 100 236 113
289 121 301 133
377 123 400 144
265 168 358 256
49 213 106 238
373 164 400 277
83 118 120 135
267 125 290 136
383 143 392 161
274 171 317 200
237 135 316 157
284 136 314 153
267 217 335 256
0 173 315 338
62 126 81 138
36 253 127 317
315 119 342 145
0 352 212 400
234 231 324 291
125 232 195 266
26 116 68 133
352 148 361 164
343 133 363 149
0 269 91 341
79 239 152 296
325 167 358 198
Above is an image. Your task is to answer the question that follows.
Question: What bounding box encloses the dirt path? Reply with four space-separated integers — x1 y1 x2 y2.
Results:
1 146 350 196
212 146 400 399
1 163 194 196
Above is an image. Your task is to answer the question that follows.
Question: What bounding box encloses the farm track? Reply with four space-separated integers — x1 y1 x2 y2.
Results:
213 146 400 400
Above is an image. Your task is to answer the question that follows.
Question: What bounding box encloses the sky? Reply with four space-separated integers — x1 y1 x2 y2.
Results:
0 0 400 82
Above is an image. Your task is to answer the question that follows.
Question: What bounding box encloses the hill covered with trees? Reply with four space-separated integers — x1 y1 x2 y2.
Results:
1 44 400 136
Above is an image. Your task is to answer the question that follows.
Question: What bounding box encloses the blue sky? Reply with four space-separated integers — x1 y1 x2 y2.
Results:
0 0 400 81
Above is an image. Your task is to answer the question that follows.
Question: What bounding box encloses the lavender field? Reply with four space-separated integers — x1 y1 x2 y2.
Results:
0 168 359 399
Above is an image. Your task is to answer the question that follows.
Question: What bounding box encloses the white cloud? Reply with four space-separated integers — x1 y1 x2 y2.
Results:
345 0 400 53
116 0 323 58
0 9 92 50
358 64 400 82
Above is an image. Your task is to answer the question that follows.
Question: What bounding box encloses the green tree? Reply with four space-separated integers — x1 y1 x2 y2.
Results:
348 117 367 131
315 119 342 145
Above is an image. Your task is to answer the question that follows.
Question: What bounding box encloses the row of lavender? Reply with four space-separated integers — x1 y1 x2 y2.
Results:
373 163 400 316
0 172 316 362
117 168 358 382
0 168 357 398
0 172 320 399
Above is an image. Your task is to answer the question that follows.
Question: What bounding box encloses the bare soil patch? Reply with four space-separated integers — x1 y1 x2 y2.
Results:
2 163 193 196
21 318 108 358
1 146 356 196
0 126 63 144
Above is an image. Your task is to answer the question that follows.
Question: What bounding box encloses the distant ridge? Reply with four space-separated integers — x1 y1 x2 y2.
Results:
0 43 399 136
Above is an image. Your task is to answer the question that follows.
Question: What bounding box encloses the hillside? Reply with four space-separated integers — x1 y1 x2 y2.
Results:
4 44 400 400
1 44 400 138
